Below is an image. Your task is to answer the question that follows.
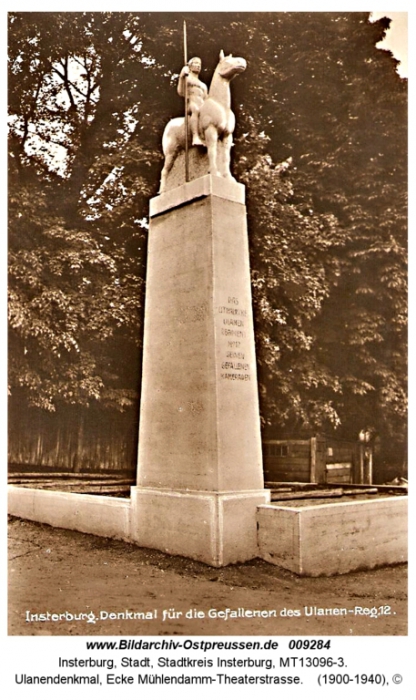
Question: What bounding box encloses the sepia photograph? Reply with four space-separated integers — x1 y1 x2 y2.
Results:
7 5 408 654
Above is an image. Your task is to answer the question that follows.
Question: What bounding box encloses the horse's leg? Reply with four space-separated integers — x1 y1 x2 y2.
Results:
159 149 177 193
218 134 233 179
160 121 185 192
204 124 220 177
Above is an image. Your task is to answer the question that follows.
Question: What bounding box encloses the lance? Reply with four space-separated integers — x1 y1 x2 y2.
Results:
183 20 189 182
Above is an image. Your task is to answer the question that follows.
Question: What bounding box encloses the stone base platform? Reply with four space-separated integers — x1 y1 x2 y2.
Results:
257 496 408 576
8 485 269 568
8 486 408 575
131 487 270 567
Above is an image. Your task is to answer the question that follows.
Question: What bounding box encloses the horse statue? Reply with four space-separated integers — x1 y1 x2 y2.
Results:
159 51 247 193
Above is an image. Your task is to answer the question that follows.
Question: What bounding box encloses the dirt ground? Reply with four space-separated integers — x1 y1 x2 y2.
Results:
8 515 407 637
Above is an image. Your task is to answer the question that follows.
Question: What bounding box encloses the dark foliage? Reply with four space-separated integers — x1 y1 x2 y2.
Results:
8 12 407 457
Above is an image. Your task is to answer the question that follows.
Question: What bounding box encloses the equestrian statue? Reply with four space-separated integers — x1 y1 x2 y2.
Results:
159 50 247 193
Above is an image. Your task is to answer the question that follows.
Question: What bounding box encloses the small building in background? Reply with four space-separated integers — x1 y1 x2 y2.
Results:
262 434 375 485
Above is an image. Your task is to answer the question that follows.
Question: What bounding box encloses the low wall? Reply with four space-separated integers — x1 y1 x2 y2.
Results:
257 496 408 576
8 486 408 576
8 486 131 541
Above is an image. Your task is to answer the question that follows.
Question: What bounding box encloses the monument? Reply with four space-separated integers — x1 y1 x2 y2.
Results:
7 41 407 580
131 49 270 567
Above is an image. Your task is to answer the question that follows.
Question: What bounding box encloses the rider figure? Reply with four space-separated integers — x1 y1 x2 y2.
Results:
177 57 208 146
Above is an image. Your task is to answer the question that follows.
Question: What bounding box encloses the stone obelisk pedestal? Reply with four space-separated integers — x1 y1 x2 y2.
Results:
131 174 269 566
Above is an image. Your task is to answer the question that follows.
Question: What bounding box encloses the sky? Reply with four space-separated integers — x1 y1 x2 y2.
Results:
371 11 408 77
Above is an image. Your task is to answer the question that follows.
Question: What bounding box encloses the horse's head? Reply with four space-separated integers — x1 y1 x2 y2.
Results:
217 50 247 80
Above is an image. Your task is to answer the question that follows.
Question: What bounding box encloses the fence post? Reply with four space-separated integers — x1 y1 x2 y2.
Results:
310 437 317 483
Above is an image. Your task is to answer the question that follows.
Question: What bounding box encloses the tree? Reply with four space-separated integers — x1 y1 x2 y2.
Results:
8 12 407 461
225 13 407 447
8 12 154 411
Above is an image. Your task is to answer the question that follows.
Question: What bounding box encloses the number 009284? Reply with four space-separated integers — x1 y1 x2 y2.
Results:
288 639 331 650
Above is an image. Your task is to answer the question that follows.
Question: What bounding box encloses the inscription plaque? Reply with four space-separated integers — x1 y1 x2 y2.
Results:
217 295 252 381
